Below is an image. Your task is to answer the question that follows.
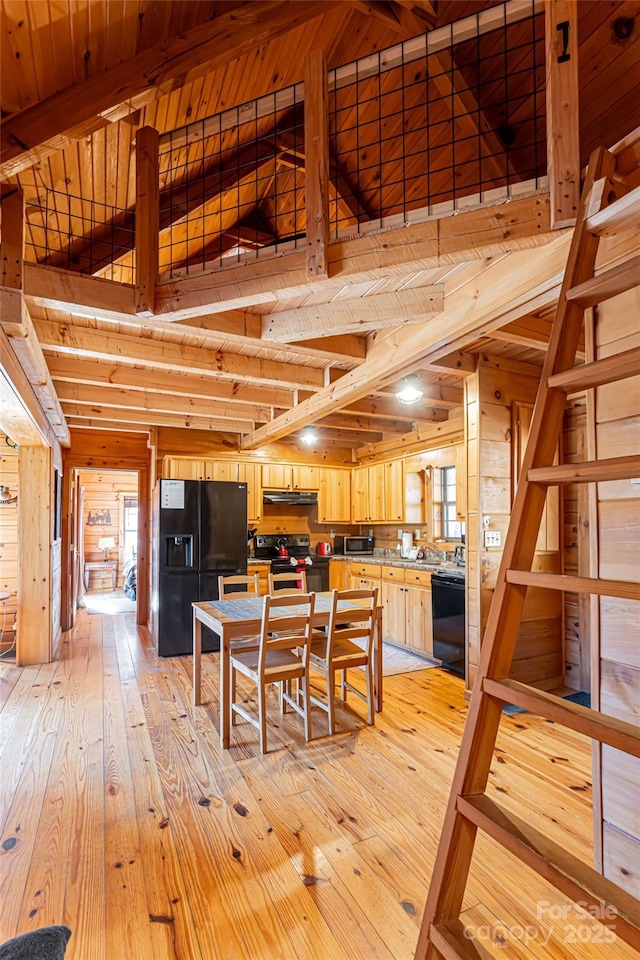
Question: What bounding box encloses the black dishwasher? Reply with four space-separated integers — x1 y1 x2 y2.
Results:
432 572 466 678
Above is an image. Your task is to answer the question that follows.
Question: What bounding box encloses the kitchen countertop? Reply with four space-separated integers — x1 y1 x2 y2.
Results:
249 555 465 575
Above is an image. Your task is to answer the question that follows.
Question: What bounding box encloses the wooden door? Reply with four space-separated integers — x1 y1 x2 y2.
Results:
238 462 262 523
292 465 320 489
319 468 351 523
166 459 204 480
205 461 238 482
454 445 467 521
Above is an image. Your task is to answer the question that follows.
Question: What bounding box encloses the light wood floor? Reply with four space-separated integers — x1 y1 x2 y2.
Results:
1 611 637 960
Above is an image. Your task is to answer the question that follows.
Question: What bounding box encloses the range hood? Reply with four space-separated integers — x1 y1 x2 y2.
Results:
263 490 318 506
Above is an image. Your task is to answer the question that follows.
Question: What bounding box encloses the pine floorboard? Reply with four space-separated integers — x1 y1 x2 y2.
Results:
1 609 638 960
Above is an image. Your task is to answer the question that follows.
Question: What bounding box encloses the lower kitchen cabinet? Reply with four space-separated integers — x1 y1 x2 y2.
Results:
329 560 349 591
247 563 269 595
381 571 433 655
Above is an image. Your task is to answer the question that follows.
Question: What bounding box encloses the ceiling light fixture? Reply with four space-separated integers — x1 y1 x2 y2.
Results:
300 428 318 446
395 374 424 404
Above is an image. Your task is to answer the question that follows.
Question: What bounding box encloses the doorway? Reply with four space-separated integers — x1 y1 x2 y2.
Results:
77 468 138 616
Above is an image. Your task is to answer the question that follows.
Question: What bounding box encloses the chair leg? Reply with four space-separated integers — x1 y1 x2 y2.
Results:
340 669 347 701
258 681 267 755
366 666 374 725
302 671 312 743
280 680 287 714
230 665 237 727
327 668 336 736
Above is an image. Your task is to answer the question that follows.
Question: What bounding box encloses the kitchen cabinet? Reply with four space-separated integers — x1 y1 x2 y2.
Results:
261 463 293 490
352 464 385 522
247 563 269 595
384 460 405 522
163 458 205 480
238 462 262 523
319 468 351 523
329 559 349 591
381 567 433 654
348 561 382 598
292 465 321 489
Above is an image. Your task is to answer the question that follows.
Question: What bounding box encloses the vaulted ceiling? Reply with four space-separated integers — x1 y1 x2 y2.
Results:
2 0 639 456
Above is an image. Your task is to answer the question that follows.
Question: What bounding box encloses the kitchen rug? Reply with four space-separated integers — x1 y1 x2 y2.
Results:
84 591 136 615
502 689 591 716
350 637 440 677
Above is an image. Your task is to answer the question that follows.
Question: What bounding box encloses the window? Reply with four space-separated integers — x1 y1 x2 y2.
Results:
441 465 463 541
123 496 138 561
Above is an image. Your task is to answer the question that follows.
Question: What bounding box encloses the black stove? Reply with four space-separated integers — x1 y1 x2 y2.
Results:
254 534 329 592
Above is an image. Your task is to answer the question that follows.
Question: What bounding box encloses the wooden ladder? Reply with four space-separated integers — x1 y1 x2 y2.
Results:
415 145 640 960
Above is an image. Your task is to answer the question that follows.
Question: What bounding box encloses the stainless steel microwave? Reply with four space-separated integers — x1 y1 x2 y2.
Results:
334 535 374 555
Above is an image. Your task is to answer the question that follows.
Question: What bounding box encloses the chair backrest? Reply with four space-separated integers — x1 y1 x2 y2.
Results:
268 570 308 593
259 591 315 672
218 573 261 598
327 587 378 658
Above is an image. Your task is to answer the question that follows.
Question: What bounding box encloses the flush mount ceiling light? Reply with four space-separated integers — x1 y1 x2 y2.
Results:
300 428 318 446
395 374 424 404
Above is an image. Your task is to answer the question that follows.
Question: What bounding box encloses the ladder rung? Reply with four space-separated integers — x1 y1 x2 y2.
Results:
586 183 640 236
506 569 640 601
566 255 640 307
484 678 640 757
548 346 640 394
528 455 640 485
429 920 494 960
457 795 640 952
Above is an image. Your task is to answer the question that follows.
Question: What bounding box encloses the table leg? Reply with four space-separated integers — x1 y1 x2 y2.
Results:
111 565 116 590
221 629 230 749
374 606 383 712
193 612 202 706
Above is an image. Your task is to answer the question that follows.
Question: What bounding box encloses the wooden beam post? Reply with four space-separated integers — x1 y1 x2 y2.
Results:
1 190 24 289
546 0 580 229
304 50 330 280
135 126 159 316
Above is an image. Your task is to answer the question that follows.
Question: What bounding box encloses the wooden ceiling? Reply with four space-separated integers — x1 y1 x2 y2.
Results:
2 0 640 458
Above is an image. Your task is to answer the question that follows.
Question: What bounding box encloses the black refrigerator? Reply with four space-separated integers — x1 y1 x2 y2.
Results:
153 479 247 656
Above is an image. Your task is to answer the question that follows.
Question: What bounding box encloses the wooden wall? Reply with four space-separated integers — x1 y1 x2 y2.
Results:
79 469 138 589
590 277 640 896
466 357 563 691
0 437 17 649
562 396 590 691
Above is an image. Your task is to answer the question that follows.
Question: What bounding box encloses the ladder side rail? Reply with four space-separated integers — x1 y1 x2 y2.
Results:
415 145 617 960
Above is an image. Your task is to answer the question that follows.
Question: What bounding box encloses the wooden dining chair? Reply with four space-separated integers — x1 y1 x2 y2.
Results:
228 592 315 753
268 569 308 593
218 574 261 653
306 587 378 735
217 573 260 598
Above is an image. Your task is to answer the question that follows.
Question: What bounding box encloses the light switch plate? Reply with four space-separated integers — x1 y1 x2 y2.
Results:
485 530 501 548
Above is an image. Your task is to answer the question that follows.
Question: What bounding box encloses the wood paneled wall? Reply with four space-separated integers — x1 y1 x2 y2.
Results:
562 396 590 691
465 357 563 691
0 439 18 649
79 470 138 589
591 277 640 896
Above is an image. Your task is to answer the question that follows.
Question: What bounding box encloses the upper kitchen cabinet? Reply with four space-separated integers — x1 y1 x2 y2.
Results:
385 460 405 523
352 464 385 523
261 463 293 490
163 458 205 480
318 469 351 524
237 463 262 524
352 461 403 523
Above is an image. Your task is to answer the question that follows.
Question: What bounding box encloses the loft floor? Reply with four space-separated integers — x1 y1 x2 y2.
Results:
0 613 632 960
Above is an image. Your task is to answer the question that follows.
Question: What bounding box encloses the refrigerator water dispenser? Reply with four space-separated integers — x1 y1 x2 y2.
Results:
165 535 193 568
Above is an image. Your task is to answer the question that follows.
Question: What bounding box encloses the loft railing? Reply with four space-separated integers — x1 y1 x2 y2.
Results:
24 0 545 285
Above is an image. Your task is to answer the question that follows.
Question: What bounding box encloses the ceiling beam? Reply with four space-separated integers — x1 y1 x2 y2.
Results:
318 412 415 434
154 193 553 320
239 234 570 448
0 1 335 181
61 402 253 435
34 319 326 389
45 355 295 408
346 385 463 413
262 286 444 341
53 382 275 424
356 411 464 462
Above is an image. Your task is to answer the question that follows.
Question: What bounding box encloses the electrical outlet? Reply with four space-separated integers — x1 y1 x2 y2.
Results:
485 530 501 548
397 529 403 539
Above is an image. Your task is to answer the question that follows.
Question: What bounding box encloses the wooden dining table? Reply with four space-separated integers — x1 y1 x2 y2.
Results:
192 592 383 748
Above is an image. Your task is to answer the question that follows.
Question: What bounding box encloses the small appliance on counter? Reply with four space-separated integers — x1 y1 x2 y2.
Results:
316 541 332 556
334 535 374 556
